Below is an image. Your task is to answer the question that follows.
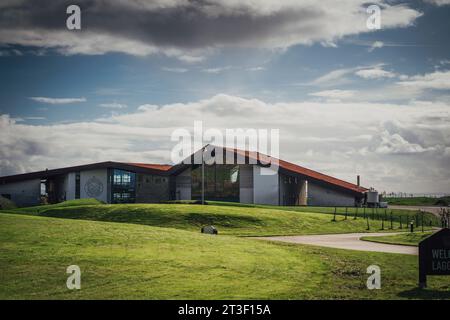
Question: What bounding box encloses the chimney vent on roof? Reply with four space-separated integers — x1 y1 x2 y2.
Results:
357 175 360 187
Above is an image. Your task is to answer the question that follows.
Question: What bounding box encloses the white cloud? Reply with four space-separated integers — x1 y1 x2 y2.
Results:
355 67 397 79
24 117 46 120
396 70 450 90
161 67 189 73
309 89 356 99
98 102 128 109
310 64 391 86
374 130 435 154
310 67 359 86
1 95 449 193
368 41 384 52
202 66 232 74
29 97 86 104
246 66 266 72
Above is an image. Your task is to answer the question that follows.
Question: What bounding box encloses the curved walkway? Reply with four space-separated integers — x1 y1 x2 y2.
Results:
256 232 418 255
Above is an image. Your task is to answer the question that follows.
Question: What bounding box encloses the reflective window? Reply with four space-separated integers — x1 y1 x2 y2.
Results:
111 169 136 203
191 164 239 202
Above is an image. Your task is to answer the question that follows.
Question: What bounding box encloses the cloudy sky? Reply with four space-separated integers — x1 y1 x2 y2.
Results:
0 0 449 194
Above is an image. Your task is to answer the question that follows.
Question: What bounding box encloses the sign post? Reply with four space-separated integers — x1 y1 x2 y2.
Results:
418 228 450 289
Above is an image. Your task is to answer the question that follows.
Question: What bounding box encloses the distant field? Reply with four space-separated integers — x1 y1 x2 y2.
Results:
361 232 433 247
1 199 435 236
384 196 450 206
1 213 449 299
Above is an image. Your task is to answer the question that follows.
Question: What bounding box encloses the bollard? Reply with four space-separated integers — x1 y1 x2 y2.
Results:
410 221 414 233
332 207 337 222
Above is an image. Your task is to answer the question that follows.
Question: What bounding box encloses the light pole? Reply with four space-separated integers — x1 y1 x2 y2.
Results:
201 146 205 205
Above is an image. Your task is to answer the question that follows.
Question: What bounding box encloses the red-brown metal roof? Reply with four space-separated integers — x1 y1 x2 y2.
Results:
127 163 172 171
228 147 367 194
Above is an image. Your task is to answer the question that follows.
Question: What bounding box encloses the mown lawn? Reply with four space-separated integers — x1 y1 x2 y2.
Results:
1 199 431 236
361 232 434 247
1 213 449 299
168 200 440 226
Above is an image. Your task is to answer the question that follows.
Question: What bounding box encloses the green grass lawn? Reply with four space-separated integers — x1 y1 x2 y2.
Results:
1 199 432 236
1 213 449 299
169 200 440 226
384 196 450 206
361 232 433 247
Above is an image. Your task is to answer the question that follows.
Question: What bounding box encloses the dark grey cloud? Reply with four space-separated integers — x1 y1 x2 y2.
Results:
0 0 422 58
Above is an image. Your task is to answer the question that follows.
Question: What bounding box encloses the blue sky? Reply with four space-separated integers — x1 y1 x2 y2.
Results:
0 0 449 193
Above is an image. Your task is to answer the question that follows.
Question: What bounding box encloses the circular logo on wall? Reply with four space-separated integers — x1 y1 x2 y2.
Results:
84 176 104 197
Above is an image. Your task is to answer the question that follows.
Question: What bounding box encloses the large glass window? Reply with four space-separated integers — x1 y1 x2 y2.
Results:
191 164 239 202
111 169 136 203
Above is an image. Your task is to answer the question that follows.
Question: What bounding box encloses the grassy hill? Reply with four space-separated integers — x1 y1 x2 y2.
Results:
384 196 450 206
1 199 435 236
1 213 449 299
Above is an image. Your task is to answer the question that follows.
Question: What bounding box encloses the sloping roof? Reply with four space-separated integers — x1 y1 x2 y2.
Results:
228 147 367 194
127 163 172 171
0 161 171 184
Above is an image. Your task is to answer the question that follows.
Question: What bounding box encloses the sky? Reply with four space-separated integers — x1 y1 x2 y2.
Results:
0 0 449 194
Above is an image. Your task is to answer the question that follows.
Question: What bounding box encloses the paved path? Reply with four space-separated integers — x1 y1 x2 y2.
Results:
256 232 418 255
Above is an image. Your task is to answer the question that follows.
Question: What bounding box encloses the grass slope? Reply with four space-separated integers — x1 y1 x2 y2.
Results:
384 197 450 206
361 232 433 247
1 213 449 299
1 200 428 236
169 200 440 226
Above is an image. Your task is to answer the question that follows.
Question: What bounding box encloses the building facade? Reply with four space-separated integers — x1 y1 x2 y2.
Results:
0 146 367 207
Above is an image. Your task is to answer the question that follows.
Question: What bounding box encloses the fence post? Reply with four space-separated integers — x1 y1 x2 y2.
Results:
366 214 370 230
390 211 393 229
332 207 337 222
345 207 348 220
421 212 424 233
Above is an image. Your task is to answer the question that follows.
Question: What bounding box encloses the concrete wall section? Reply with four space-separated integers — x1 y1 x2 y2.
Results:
253 165 279 205
239 164 254 204
307 181 355 207
80 169 108 203
0 179 41 207
175 168 191 200
65 172 76 201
